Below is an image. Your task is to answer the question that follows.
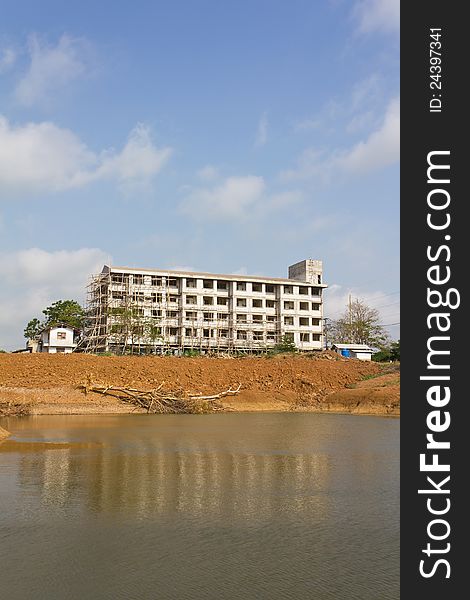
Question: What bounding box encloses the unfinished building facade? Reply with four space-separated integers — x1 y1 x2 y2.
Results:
81 259 327 354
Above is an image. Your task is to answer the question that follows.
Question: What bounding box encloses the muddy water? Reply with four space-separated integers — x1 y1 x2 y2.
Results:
0 413 399 600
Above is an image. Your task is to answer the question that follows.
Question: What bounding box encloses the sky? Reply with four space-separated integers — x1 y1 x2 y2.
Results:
0 0 399 350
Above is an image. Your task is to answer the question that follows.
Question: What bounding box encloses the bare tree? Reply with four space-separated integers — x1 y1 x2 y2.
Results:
330 298 390 348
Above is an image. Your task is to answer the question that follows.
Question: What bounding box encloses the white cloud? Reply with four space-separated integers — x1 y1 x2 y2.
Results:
353 0 400 34
180 175 266 220
254 112 268 147
282 97 399 180
15 34 91 107
338 96 399 173
0 47 16 73
0 247 109 350
0 116 172 196
180 175 303 221
197 165 219 181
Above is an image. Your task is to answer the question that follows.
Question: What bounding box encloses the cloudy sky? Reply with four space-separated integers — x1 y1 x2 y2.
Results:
0 0 399 350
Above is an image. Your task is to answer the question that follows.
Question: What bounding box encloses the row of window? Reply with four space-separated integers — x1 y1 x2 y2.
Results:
186 297 321 310
154 328 321 342
110 273 322 295
110 310 322 325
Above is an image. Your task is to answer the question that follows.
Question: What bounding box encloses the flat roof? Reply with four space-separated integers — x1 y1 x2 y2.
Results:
332 344 374 351
104 265 327 287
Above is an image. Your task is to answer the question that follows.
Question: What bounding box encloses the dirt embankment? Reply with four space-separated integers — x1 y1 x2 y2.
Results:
0 353 399 416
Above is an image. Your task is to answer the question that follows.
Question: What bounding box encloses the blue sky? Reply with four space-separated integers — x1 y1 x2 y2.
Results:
0 0 399 349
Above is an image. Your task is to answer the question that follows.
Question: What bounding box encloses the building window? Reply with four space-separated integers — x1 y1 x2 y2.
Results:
219 329 229 338
111 273 126 284
203 312 214 321
299 301 309 311
299 317 310 326
299 287 309 295
253 331 264 341
152 309 162 318
203 279 214 289
252 299 263 308
169 295 178 303
312 287 321 296
311 303 321 311
57 331 67 339
236 282 246 291
267 332 276 341
266 299 276 308
169 327 178 336
252 315 263 323
167 311 178 318
186 278 197 288
186 295 197 305
236 314 247 323
236 298 247 307
133 292 144 301
217 281 228 290
203 329 211 338
300 332 310 342
266 315 276 322
312 318 320 326
283 285 293 294
284 333 295 342
284 301 294 310
112 291 125 300
133 274 144 285
203 296 214 306
312 334 321 341
284 316 294 326
265 284 275 294
217 297 228 306
168 278 178 288
252 283 263 292
217 313 228 321
317 275 322 284
185 311 197 320
237 331 247 340
185 328 194 337
151 276 163 286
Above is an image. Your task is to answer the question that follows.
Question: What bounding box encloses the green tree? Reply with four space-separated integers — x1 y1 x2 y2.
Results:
42 300 85 329
390 339 400 361
24 300 85 341
24 318 43 340
330 298 389 348
274 334 297 353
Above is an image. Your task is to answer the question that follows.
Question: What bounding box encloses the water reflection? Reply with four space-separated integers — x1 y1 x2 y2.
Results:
1 414 399 600
17 439 332 522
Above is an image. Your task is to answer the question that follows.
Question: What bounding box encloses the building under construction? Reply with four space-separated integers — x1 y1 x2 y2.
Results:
81 259 327 354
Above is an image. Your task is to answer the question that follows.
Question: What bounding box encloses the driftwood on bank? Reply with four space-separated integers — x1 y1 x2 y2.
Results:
79 382 241 414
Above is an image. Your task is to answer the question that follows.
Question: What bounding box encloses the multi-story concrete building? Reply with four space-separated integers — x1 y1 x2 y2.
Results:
82 259 327 354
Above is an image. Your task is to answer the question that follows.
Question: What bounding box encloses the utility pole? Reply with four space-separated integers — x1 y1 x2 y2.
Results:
348 294 352 343
323 317 330 350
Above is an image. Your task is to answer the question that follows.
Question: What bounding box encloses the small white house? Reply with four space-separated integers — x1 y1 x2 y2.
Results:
39 324 79 354
331 343 375 361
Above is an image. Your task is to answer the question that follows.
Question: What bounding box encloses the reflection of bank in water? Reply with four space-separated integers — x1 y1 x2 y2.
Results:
0 425 10 439
18 440 332 523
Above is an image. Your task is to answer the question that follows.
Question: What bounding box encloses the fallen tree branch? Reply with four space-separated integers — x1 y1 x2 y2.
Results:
78 382 241 414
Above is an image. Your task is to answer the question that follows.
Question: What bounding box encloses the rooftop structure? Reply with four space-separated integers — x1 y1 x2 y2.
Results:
81 259 327 354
